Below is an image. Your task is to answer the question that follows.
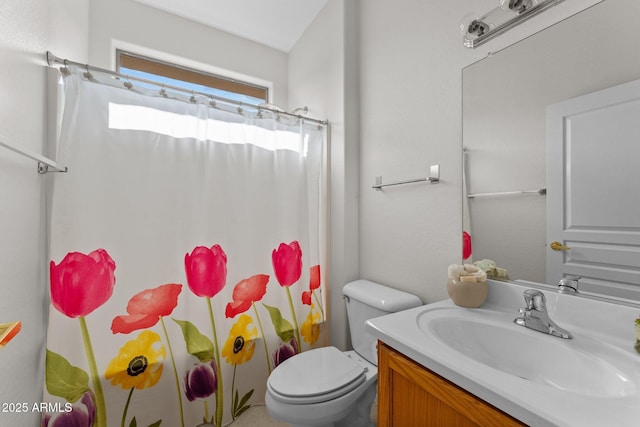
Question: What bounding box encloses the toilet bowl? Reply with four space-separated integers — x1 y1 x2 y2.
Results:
266 347 377 427
265 280 422 427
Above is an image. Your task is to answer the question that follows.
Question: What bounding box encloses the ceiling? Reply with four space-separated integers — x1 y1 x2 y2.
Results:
135 0 329 52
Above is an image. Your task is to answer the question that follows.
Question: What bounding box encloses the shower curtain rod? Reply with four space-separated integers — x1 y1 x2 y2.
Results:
46 52 328 127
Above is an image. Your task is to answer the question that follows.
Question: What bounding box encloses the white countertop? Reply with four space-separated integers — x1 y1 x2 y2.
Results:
365 279 640 427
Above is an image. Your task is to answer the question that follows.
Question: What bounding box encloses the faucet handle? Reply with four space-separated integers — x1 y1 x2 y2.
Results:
522 289 546 311
558 276 580 294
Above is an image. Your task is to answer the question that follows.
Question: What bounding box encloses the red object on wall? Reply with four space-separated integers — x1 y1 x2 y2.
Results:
463 231 472 260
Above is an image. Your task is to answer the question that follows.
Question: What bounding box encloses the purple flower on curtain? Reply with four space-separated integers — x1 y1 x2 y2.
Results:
184 361 218 401
41 391 96 427
185 245 227 298
49 249 116 318
273 338 299 368
272 241 302 287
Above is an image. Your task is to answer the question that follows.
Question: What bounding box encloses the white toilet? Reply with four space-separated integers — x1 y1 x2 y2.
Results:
265 279 422 427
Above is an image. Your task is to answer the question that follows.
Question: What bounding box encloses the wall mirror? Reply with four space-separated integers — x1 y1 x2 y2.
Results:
462 0 640 300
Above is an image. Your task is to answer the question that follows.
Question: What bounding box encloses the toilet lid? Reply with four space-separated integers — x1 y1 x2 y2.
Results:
268 346 365 401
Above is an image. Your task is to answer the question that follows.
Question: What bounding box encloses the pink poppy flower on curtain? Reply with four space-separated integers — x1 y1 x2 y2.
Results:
272 241 302 287
49 249 116 318
225 274 270 318
185 245 227 298
111 283 183 334
302 265 321 305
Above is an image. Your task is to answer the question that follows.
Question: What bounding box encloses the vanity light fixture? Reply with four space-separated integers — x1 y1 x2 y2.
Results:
463 0 565 48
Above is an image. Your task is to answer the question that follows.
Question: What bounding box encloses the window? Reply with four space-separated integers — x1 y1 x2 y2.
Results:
108 102 307 153
116 50 269 106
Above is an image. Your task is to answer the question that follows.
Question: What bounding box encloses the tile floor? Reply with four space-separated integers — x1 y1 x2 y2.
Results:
225 406 289 426
226 401 378 426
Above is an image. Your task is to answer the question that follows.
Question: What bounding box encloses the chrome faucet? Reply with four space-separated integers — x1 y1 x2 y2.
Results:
514 289 572 339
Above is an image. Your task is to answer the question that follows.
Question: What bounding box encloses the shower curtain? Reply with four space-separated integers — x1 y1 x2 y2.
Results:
43 68 328 427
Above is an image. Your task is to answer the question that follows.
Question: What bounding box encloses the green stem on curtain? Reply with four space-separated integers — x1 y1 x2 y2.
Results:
78 316 107 427
231 364 237 420
160 316 185 427
312 291 325 322
121 387 134 427
252 303 271 374
285 287 301 350
206 298 223 427
204 400 210 423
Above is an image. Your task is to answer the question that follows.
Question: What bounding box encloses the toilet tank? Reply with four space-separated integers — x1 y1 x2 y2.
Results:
343 279 422 365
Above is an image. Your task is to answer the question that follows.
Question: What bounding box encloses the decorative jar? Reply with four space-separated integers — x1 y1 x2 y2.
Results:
446 278 489 308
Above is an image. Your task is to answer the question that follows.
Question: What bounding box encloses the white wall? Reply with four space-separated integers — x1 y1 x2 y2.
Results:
0 0 88 425
289 0 360 350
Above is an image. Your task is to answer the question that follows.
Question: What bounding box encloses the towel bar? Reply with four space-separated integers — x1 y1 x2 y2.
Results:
373 164 440 190
467 188 546 198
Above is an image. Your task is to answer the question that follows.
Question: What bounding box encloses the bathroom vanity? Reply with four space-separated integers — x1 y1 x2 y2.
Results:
378 342 524 426
367 279 640 426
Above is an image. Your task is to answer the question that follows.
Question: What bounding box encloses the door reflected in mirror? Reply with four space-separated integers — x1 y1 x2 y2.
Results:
462 0 640 299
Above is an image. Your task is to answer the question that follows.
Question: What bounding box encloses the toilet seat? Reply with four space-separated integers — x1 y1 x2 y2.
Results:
267 346 366 404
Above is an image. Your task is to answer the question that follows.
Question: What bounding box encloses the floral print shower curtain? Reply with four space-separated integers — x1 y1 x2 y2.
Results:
43 69 327 427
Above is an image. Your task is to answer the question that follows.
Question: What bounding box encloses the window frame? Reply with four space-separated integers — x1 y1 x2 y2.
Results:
116 50 270 105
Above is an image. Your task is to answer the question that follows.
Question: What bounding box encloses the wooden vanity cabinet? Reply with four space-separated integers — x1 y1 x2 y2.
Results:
377 342 527 427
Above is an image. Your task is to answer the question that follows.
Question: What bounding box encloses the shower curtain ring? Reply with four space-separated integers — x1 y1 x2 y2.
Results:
58 59 71 76
123 75 133 90
83 64 93 80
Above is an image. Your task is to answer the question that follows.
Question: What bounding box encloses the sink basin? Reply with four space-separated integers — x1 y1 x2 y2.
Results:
418 307 637 398
367 279 640 426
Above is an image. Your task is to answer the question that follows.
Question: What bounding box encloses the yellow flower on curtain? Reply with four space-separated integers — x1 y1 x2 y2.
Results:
301 307 322 345
105 330 165 390
222 314 257 365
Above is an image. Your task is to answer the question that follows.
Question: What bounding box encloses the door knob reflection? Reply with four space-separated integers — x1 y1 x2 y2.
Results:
550 241 571 251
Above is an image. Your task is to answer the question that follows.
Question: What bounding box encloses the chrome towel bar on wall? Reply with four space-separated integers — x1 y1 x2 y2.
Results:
372 164 440 190
467 188 546 198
